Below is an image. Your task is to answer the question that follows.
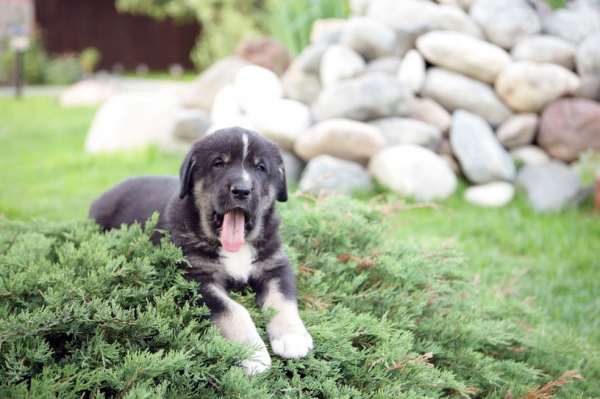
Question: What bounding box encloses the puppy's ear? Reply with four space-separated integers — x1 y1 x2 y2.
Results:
179 150 196 199
276 160 288 202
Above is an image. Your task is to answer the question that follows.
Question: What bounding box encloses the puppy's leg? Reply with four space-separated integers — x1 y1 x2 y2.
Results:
254 273 313 359
202 283 271 375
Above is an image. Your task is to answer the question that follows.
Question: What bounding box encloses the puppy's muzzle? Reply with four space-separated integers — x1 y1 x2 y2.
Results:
231 183 251 201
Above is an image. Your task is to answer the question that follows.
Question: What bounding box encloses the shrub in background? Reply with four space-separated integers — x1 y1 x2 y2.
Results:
0 198 593 398
0 32 48 85
79 47 102 76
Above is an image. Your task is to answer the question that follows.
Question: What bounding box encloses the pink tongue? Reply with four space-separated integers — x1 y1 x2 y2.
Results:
221 209 245 252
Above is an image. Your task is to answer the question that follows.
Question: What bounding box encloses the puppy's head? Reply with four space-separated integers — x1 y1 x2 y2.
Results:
179 127 287 252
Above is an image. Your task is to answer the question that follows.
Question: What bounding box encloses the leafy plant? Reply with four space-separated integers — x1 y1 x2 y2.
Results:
43 53 82 85
79 47 102 75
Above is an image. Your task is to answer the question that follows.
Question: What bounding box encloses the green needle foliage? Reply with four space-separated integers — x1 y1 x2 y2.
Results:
0 198 593 398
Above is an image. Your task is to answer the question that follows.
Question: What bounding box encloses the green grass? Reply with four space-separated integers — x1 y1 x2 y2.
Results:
1 97 599 395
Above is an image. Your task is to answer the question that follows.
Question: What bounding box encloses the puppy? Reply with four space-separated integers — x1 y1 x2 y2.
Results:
89 127 313 375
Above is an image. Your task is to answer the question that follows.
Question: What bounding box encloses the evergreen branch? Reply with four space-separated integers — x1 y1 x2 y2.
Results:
2 315 73 339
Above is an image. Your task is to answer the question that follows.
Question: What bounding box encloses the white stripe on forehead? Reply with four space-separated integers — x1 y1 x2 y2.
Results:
242 133 249 161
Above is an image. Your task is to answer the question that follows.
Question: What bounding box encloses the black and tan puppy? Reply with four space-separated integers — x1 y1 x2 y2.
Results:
89 127 313 375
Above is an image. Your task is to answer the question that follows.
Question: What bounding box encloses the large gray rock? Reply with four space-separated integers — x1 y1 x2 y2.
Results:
368 144 458 201
422 67 512 127
495 61 580 113
248 99 312 151
319 44 366 88
511 34 577 70
299 155 373 196
542 5 600 44
234 65 284 114
516 161 587 212
282 151 305 184
312 72 413 122
369 117 442 150
340 16 397 61
183 56 249 112
171 108 211 142
576 31 600 75
416 30 511 84
294 118 387 165
469 0 541 49
366 0 484 38
450 110 516 184
495 113 538 149
464 181 515 207
85 92 180 154
280 61 322 105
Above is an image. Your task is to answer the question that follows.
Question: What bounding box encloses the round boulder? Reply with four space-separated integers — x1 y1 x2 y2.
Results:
294 118 387 165
464 182 515 207
299 155 373 196
511 34 577 70
369 117 442 150
320 44 366 88
368 144 458 201
495 113 538 149
537 98 600 162
340 16 397 61
234 65 284 114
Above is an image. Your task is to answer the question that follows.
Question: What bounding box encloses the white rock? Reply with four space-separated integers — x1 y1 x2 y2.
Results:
511 34 577 70
470 0 541 49
319 44 366 88
248 99 312 151
422 67 513 127
85 92 180 154
340 17 397 61
210 84 242 125
234 65 284 114
369 117 442 150
495 61 581 113
280 61 322 105
510 145 551 165
408 97 452 134
450 110 516 184
59 79 119 107
397 49 426 93
294 118 387 165
416 30 511 84
495 113 538 149
368 56 402 74
205 116 255 135
464 182 515 207
542 5 600 44
368 144 458 201
576 31 600 75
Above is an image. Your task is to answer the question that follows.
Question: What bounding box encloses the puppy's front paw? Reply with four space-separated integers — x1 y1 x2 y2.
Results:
269 328 313 359
240 344 272 376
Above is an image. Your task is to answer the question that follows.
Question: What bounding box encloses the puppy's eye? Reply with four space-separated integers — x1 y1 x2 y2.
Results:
255 164 266 172
213 159 225 169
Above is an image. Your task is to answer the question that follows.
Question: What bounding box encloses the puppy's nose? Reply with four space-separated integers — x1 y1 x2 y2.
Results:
231 184 251 200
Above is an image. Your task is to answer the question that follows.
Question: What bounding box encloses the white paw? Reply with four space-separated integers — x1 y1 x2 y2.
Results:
268 328 314 359
240 345 272 376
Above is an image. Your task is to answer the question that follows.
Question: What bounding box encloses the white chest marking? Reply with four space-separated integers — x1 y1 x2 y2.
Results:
219 243 257 282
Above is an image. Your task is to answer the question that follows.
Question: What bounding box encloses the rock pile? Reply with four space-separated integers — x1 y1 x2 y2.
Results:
86 0 600 211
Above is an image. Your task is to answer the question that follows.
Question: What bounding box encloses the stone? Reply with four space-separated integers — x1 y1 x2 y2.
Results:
310 18 347 43
280 61 322 105
299 155 373 196
510 145 551 165
369 117 442 150
576 31 600 75
247 99 312 151
293 118 387 165
84 92 180 154
295 41 329 74
416 30 511 84
171 108 211 142
511 34 577 70
537 98 600 162
340 16 397 61
366 0 484 38
450 110 516 184
282 150 305 184
312 72 413 122
437 0 476 10
319 44 366 88
408 97 452 135
469 0 541 49
234 65 284 114
421 67 512 127
210 84 242 125
542 5 600 44
495 61 580 113
397 49 426 93
234 36 291 75
495 113 538 149
516 161 587 212
368 56 401 74
183 56 250 112
574 74 600 101
368 144 458 201
464 182 515 207
205 116 255 136
350 0 373 16
395 22 431 57
59 79 119 107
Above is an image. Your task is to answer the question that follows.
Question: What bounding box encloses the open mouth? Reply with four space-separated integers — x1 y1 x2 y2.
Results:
215 208 252 253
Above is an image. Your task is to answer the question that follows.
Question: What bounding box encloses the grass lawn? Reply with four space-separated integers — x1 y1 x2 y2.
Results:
1 97 599 395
